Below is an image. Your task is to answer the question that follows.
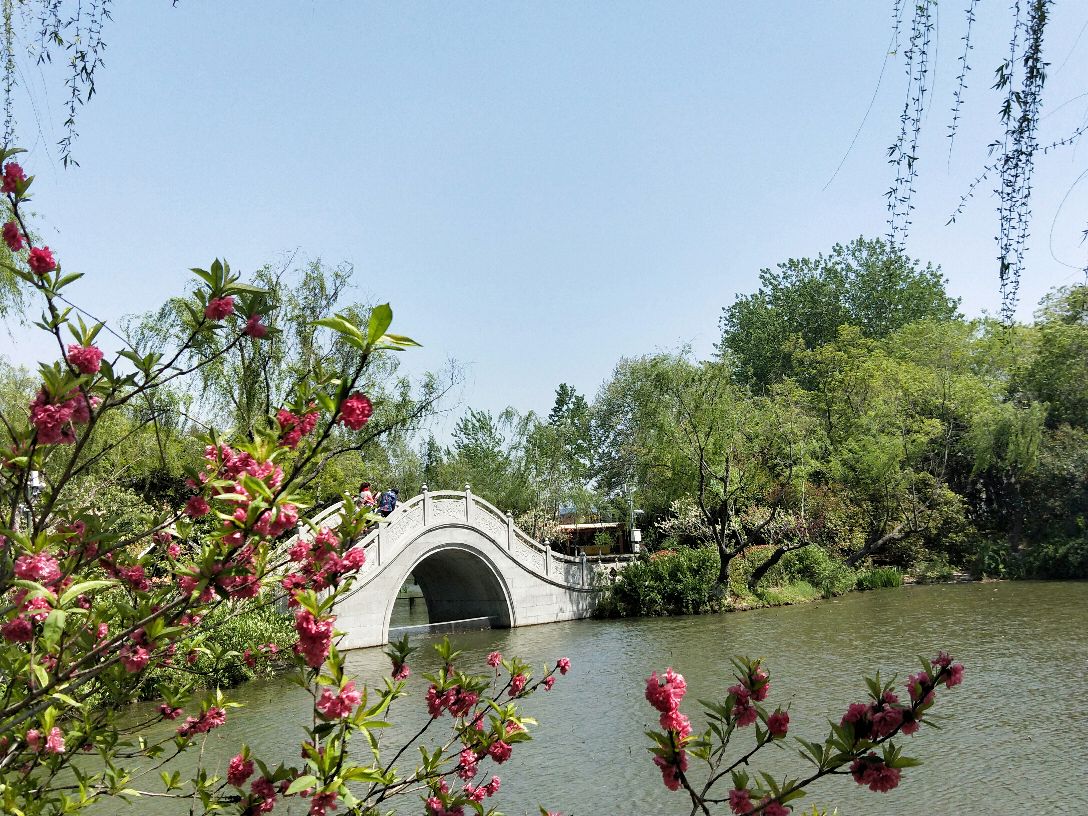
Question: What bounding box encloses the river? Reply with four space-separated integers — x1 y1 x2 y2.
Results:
122 581 1088 815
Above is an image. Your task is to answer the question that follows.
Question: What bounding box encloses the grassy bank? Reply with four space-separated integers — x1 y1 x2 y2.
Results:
596 545 904 618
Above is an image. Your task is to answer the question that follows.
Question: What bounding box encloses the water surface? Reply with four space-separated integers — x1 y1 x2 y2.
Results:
121 582 1088 815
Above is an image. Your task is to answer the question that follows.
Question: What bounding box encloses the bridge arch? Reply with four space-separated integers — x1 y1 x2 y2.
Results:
289 488 634 650
381 534 515 639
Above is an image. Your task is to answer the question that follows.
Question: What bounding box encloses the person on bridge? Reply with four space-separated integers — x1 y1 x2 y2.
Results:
378 487 399 517
358 482 377 508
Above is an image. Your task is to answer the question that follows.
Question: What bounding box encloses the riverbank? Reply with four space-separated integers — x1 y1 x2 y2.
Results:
597 544 920 618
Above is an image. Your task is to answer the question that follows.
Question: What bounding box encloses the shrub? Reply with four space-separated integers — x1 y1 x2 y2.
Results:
598 547 721 617
856 566 904 590
911 555 956 584
1023 535 1088 579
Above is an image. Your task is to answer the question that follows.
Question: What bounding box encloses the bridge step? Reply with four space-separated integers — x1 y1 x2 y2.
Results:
389 616 495 640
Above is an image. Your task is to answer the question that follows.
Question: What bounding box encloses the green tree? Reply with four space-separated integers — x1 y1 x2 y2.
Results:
1020 285 1088 430
719 237 959 390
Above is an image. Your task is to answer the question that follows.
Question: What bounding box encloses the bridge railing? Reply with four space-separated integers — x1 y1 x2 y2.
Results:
282 486 633 589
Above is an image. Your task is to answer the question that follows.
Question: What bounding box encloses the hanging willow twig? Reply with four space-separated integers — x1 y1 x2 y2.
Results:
947 0 980 158
887 1 936 249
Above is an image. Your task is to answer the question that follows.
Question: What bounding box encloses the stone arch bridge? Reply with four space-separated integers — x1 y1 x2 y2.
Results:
291 487 633 650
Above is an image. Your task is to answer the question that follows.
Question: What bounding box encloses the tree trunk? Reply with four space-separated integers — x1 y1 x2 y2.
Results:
845 523 908 567
747 544 796 593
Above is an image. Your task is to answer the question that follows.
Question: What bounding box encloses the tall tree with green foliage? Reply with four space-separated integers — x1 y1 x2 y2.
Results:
719 237 959 390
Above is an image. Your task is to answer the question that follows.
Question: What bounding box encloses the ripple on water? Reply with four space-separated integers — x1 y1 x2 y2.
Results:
108 582 1087 815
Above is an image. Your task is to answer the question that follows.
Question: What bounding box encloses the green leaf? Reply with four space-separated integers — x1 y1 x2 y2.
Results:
59 580 116 608
42 609 66 648
285 775 319 796
366 303 393 344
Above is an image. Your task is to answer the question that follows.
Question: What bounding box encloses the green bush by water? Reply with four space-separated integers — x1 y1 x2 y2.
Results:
855 566 904 590
596 547 721 617
597 544 864 618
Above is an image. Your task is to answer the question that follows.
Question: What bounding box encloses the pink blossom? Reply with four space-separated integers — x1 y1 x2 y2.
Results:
1 161 25 193
645 668 687 713
871 705 904 738
338 392 373 430
543 675 556 690
945 663 965 688
228 753 254 786
652 749 688 791
3 220 23 250
659 708 692 738
728 788 752 815
14 552 61 584
392 662 410 680
204 296 234 321
2 617 32 643
44 727 65 754
120 644 150 673
767 709 789 738
66 344 103 375
316 680 362 719
294 608 334 668
25 729 40 751
29 391 76 445
487 739 512 764
184 495 211 518
732 699 757 727
457 747 478 780
487 651 502 668
158 704 182 720
308 791 338 816
762 799 790 816
557 656 571 675
28 246 56 276
250 777 277 813
509 673 527 696
485 776 500 796
851 753 902 792
244 313 269 338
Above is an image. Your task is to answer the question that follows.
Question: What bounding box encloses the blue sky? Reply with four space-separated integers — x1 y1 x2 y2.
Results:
5 2 1088 435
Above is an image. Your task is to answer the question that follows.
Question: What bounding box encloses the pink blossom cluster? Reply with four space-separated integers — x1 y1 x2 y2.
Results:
25 727 65 755
425 684 480 719
306 790 338 816
276 406 319 449
176 706 227 738
462 775 500 803
391 659 410 680
28 246 56 276
14 552 61 585
294 608 335 668
645 668 691 790
243 313 269 338
29 388 97 445
2 220 22 250
509 672 527 696
728 661 770 728
426 779 467 816
1 161 25 193
850 752 902 792
728 788 790 816
2 554 64 642
246 777 278 814
282 527 366 597
316 680 362 719
66 344 103 375
204 295 234 321
228 753 255 786
338 392 373 430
